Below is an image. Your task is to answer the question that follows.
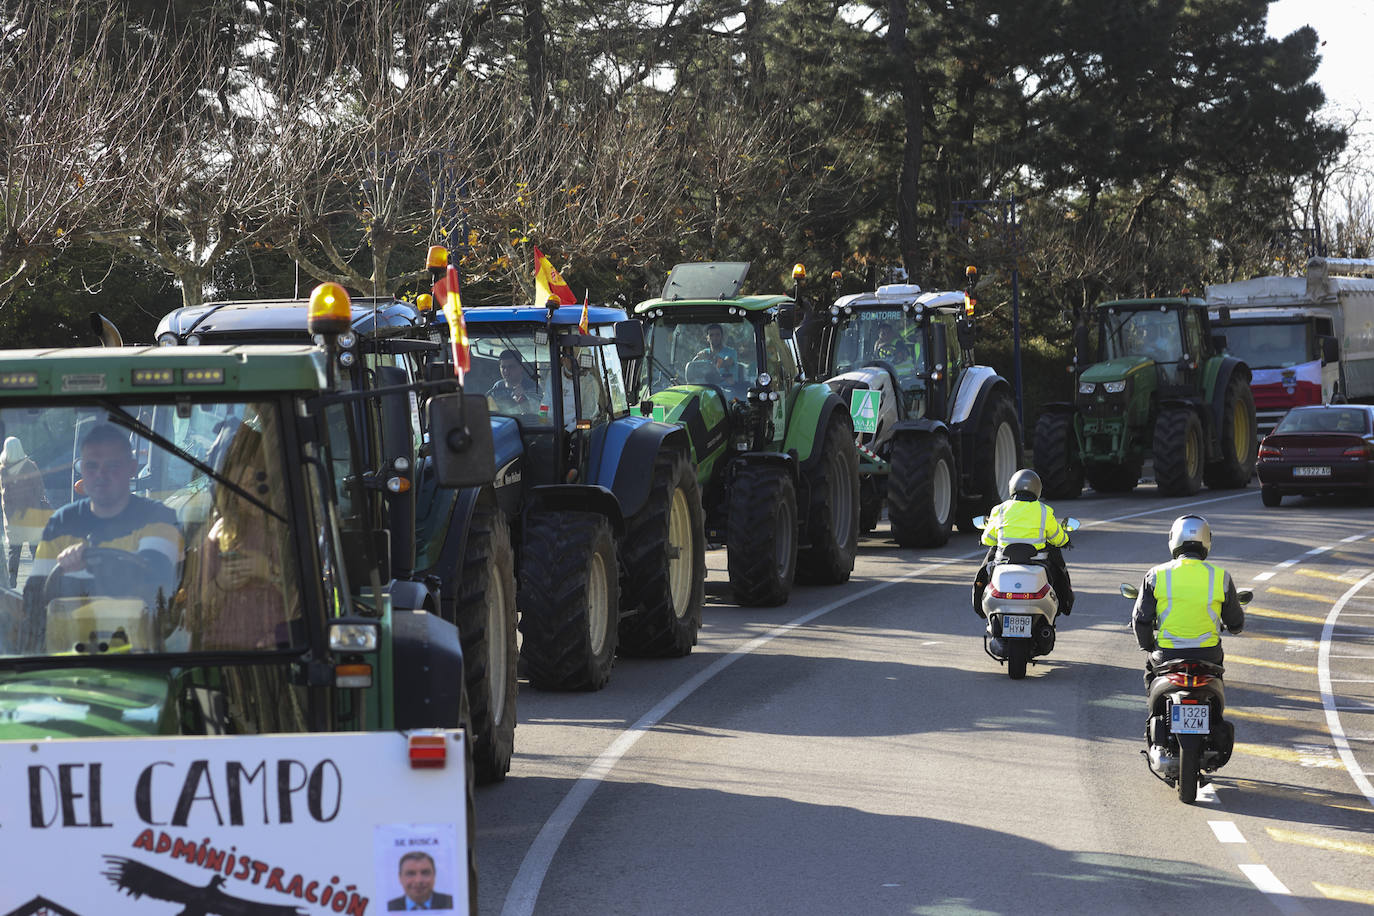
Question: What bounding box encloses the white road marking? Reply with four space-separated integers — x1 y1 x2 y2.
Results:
1318 568 1374 809
1240 863 1293 896
1209 821 1247 843
1255 572 1276 581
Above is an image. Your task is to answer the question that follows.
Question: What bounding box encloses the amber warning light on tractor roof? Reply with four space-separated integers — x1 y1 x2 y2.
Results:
308 282 352 336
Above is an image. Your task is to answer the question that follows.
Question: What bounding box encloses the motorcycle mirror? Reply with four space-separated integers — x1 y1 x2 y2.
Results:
1236 588 1253 605
1119 583 1139 600
1063 517 1081 532
970 515 986 530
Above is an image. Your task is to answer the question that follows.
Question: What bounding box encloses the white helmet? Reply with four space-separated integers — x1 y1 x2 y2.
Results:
1009 468 1042 500
1169 515 1211 559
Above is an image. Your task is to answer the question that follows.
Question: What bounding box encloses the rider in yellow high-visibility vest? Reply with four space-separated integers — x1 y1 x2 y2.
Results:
972 469 1074 616
1131 515 1244 685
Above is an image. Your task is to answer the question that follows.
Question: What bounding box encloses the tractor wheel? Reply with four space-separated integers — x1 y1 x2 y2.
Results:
1033 411 1084 500
456 502 518 784
1085 460 1142 493
959 392 1022 530
887 433 955 547
796 412 860 585
1203 376 1258 489
1153 408 1205 496
727 465 798 606
618 448 706 658
518 511 619 691
859 478 883 533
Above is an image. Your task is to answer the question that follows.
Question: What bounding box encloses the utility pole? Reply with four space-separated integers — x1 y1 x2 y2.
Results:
950 196 1024 423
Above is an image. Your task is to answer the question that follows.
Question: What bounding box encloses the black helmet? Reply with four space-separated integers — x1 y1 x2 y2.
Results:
1169 515 1211 559
1009 468 1042 500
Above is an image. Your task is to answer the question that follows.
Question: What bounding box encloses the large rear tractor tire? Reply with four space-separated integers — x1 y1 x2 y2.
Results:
887 433 955 547
727 465 798 606
618 448 706 658
959 392 1022 530
859 478 883 534
1085 460 1142 493
1033 411 1084 500
1203 376 1258 489
1153 408 1205 496
796 413 860 585
519 512 620 691
456 502 518 784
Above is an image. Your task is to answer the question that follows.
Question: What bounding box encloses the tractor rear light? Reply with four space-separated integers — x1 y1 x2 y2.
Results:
409 733 448 769
990 583 1050 600
334 663 373 688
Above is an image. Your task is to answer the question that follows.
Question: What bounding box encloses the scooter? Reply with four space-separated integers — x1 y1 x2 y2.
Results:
1118 583 1252 803
972 517 1080 679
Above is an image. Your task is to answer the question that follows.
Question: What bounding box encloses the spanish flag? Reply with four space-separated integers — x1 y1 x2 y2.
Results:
440 263 470 374
578 293 589 334
533 246 577 307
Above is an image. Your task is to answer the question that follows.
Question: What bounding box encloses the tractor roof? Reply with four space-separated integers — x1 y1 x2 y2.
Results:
1095 297 1205 310
633 261 793 314
158 297 427 343
464 305 628 327
834 285 965 313
0 345 328 398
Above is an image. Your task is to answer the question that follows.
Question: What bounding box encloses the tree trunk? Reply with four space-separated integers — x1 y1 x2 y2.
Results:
887 0 925 273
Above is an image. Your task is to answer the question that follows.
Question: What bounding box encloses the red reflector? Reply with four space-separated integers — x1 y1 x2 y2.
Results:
409 734 447 769
1258 446 1280 458
1342 446 1369 458
989 583 1051 601
1166 673 1213 687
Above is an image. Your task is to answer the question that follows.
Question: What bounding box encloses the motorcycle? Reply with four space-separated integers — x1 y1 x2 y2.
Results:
972 517 1080 679
1119 582 1252 803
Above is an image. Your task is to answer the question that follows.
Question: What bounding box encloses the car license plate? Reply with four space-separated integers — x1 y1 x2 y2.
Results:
1294 466 1331 477
1001 615 1032 638
1171 704 1210 734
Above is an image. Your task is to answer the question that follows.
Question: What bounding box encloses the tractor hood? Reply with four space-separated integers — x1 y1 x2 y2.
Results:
1080 356 1153 384
0 668 175 740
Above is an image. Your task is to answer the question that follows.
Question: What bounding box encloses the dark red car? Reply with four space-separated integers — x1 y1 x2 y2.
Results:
1257 405 1374 507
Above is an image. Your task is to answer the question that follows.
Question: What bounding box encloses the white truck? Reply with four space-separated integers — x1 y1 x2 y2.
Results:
1206 257 1374 435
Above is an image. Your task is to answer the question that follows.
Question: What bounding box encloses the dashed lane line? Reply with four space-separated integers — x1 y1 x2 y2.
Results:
1209 820 1247 843
1266 827 1374 859
1313 884 1374 906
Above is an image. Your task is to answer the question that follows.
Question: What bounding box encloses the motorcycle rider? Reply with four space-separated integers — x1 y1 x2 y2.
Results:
972 469 1074 617
1131 515 1244 687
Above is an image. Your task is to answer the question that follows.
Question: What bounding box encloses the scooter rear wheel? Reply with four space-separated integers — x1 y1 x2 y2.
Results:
1007 640 1029 679
1177 740 1200 803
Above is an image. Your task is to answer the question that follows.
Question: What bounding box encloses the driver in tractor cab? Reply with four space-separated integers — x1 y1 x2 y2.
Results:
690 323 738 386
972 469 1074 617
28 422 182 612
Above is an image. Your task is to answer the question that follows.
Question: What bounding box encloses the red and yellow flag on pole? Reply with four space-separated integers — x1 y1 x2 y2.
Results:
533 246 577 307
435 263 470 375
578 292 590 334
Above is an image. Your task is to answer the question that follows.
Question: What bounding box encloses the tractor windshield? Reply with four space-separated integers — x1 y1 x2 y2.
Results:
833 309 925 384
1103 309 1183 363
641 313 758 401
466 324 614 430
0 399 307 661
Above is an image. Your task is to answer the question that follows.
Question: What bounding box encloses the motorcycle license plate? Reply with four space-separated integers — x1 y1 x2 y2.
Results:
1294 466 1331 477
1171 704 1210 734
1001 615 1032 638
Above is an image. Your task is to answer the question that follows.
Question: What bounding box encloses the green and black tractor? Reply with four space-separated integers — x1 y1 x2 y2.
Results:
632 262 860 606
1034 297 1257 498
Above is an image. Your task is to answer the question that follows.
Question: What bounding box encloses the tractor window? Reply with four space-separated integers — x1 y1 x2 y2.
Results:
466 326 552 427
642 314 753 401
832 309 921 375
1104 309 1183 363
763 322 797 393
1182 311 1205 361
592 326 630 414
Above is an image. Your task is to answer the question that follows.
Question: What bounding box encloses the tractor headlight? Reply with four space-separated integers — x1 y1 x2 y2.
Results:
1078 381 1096 395
185 334 203 347
157 333 180 347
757 372 772 387
1103 380 1127 394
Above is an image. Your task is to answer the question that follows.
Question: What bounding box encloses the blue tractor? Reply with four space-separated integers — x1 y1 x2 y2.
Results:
454 302 707 691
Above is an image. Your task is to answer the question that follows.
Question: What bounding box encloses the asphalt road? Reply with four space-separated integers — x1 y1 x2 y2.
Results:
474 483 1374 915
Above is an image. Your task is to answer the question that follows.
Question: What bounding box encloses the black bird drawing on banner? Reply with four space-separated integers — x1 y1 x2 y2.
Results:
101 857 307 916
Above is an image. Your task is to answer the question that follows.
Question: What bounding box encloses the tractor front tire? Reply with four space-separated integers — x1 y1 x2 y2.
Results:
728 465 798 606
796 413 860 585
1153 408 1205 496
1203 376 1258 489
1033 411 1084 500
519 512 620 691
618 448 706 657
887 433 956 548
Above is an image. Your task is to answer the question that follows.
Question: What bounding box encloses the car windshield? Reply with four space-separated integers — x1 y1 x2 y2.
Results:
0 399 305 660
1103 309 1183 362
1220 323 1309 369
641 313 757 400
833 308 926 385
1273 408 1370 434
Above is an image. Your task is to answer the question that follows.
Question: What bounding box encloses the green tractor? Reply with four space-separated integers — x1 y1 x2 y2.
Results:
1033 297 1257 498
632 262 860 606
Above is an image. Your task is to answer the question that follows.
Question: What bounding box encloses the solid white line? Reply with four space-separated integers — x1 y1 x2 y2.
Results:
1239 863 1293 895
1209 820 1246 843
1307 546 1332 555
1254 572 1276 581
1318 568 1374 811
1342 534 1368 543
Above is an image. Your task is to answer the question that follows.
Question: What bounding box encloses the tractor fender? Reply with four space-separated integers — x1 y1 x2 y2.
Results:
389 578 435 614
729 451 798 484
418 484 499 624
646 385 731 465
392 608 465 730
1209 357 1251 435
890 417 950 437
490 415 524 473
591 418 691 520
527 483 625 536
784 386 852 468
948 367 1011 428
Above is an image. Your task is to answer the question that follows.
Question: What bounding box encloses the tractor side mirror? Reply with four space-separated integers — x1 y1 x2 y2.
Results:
426 393 495 488
777 305 799 337
615 319 646 361
956 316 975 351
1073 324 1090 368
1319 335 1338 365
